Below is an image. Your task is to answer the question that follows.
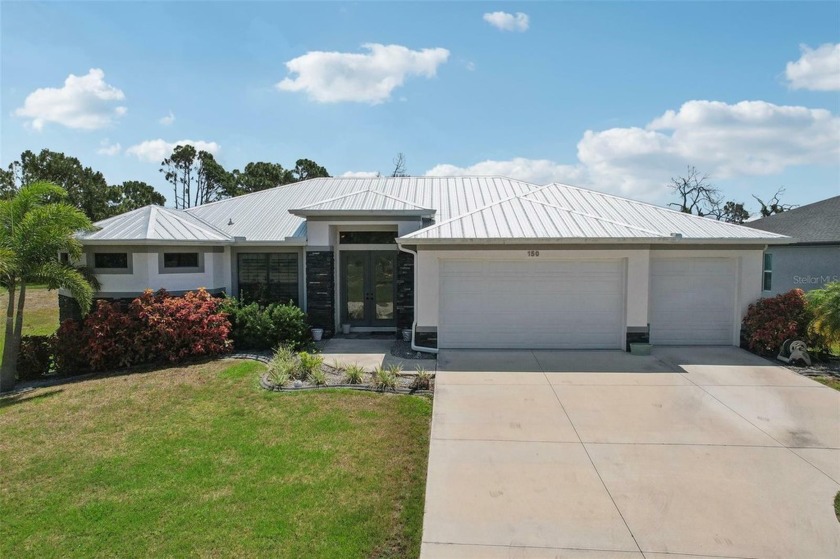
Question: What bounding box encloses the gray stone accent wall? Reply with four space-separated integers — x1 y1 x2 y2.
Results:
58 294 83 323
396 251 414 330
306 251 335 336
415 328 438 349
626 326 650 352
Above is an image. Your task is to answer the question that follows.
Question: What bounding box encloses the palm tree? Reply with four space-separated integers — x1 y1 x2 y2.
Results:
0 182 95 392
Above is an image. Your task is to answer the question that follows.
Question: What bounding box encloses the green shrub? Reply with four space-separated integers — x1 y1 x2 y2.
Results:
267 346 297 386
221 298 311 351
344 364 365 385
308 367 327 386
410 366 432 391
298 351 324 379
807 282 840 350
17 336 53 381
373 367 397 391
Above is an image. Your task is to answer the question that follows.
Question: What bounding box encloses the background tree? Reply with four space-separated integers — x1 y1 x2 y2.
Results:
2 149 116 221
0 182 95 392
391 153 407 177
292 159 329 182
231 162 294 195
667 166 750 224
753 187 797 217
160 144 198 209
112 181 166 214
195 151 234 206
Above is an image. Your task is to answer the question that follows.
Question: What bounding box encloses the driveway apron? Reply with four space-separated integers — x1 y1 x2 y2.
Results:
420 347 840 559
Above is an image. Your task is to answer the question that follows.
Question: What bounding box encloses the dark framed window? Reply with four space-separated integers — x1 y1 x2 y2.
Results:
763 253 773 291
339 231 397 244
163 252 199 269
94 252 128 269
238 253 299 305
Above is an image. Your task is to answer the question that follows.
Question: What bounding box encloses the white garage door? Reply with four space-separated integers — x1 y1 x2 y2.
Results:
649 258 736 345
439 259 625 349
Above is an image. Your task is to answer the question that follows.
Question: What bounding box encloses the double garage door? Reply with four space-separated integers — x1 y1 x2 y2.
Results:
438 257 736 349
439 259 626 349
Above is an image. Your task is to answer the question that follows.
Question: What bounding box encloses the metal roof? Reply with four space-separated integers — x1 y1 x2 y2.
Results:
745 195 840 244
79 205 232 243
400 183 791 244
289 189 436 217
185 176 537 242
81 177 791 245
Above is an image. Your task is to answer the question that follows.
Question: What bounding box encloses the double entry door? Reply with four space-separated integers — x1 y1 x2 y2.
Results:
340 251 397 327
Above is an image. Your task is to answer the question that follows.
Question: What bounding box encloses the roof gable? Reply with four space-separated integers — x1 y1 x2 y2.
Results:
289 189 435 216
79 206 232 243
401 183 790 243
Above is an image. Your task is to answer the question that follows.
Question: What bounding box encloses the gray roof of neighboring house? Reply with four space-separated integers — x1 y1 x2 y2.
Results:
79 177 791 245
744 195 840 244
401 183 790 243
79 205 232 243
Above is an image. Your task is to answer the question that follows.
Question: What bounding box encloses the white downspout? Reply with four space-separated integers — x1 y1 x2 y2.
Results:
397 243 438 354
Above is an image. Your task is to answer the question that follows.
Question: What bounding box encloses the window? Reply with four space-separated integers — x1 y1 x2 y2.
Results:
238 253 298 304
763 253 773 291
94 252 128 269
339 231 397 244
163 252 199 269
59 253 69 264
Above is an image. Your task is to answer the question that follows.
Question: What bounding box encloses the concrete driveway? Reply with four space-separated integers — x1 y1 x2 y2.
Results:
421 347 840 559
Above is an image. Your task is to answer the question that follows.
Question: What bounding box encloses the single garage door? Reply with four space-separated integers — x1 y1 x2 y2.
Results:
439 259 625 349
649 258 736 345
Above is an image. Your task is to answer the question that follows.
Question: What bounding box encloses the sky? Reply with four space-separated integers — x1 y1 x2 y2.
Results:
2 1 839 213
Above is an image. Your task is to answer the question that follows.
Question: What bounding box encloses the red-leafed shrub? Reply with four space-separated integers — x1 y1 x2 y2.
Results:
16 336 53 380
52 288 232 373
53 320 91 375
741 289 817 355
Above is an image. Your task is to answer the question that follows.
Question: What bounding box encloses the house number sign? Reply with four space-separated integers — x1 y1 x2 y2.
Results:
527 250 540 257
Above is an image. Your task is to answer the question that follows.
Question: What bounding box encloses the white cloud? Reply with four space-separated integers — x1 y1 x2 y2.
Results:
483 11 529 32
97 139 122 156
426 99 840 201
785 43 840 91
159 111 175 126
125 139 221 163
426 158 583 186
341 171 381 178
14 68 126 131
276 43 450 104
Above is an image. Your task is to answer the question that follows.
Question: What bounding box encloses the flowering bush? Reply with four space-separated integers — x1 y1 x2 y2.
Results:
741 289 817 355
52 288 232 373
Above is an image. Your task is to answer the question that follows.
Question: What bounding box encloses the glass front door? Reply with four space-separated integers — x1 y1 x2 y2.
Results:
340 251 396 327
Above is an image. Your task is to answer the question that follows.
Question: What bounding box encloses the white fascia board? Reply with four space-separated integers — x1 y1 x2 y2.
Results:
396 236 794 246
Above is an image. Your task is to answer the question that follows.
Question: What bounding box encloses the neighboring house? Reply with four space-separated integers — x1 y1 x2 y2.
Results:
67 177 789 350
745 195 840 296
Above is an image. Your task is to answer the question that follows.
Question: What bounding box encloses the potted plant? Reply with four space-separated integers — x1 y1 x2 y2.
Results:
311 327 324 341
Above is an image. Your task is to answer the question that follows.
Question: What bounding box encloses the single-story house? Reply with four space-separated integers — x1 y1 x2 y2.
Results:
744 195 840 296
66 177 790 350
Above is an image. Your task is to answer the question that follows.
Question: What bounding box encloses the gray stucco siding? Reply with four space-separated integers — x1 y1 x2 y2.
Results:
762 245 840 296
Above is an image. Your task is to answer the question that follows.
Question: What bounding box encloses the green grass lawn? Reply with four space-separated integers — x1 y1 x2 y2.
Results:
0 360 432 558
0 286 59 361
812 375 840 391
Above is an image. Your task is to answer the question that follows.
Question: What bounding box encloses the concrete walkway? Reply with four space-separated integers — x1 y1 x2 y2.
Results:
421 347 840 558
316 337 436 373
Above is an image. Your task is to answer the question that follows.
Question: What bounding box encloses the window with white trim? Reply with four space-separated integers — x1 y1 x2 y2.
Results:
762 253 773 291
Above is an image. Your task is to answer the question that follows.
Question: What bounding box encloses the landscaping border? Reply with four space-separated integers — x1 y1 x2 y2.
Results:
258 373 434 396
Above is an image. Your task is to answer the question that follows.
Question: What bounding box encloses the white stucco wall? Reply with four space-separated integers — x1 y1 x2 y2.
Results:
77 246 230 297
414 246 765 346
